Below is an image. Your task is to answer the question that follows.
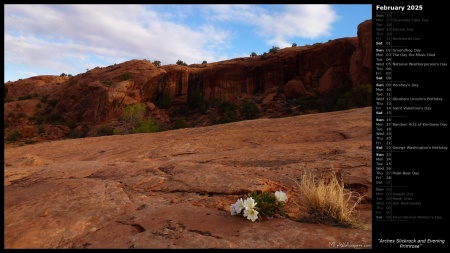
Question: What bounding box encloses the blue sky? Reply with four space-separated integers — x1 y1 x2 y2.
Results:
4 4 371 83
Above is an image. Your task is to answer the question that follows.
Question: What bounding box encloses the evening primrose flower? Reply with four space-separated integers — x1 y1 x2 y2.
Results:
275 191 288 203
243 208 259 222
234 198 245 213
243 197 257 210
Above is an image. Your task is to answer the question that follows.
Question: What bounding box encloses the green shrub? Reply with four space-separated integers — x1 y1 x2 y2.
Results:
176 59 188 66
6 130 21 142
352 84 372 107
65 120 77 130
133 119 160 133
67 129 85 139
153 60 161 67
47 113 63 124
47 99 58 108
18 94 33 100
123 103 146 124
25 139 36 144
269 46 280 53
156 87 171 109
239 100 260 120
187 89 206 111
35 116 44 125
101 80 113 87
173 118 188 129
37 125 45 134
40 95 49 103
219 109 238 124
121 72 132 81
97 125 114 136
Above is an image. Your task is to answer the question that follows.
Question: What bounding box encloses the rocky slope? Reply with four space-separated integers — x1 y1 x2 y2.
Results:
4 20 372 143
4 106 372 249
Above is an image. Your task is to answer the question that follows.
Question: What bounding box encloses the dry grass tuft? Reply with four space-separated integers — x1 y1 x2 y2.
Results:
292 170 365 229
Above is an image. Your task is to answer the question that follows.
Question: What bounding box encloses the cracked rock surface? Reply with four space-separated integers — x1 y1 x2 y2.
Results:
4 107 372 249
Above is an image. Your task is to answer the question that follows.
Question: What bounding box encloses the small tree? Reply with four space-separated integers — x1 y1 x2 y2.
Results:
153 60 161 67
156 87 171 109
239 100 260 120
292 42 297 47
121 72 132 80
202 60 207 65
250 52 257 57
123 103 146 127
269 46 280 53
133 119 160 133
176 59 187 66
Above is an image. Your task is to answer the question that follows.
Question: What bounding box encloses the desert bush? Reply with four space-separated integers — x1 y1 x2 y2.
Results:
25 139 36 144
352 84 372 107
219 108 238 124
6 130 21 142
40 95 49 103
47 113 63 124
123 103 146 125
292 42 297 47
17 93 38 100
37 125 45 134
156 87 171 109
121 72 132 80
269 46 280 53
187 89 207 112
65 120 77 130
97 125 114 136
250 52 257 57
176 59 188 66
153 60 161 67
172 118 188 129
101 80 113 87
239 100 260 120
47 99 58 108
67 129 84 139
292 171 364 228
133 119 160 133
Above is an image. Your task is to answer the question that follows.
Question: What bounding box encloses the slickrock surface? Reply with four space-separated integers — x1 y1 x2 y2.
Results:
4 107 372 249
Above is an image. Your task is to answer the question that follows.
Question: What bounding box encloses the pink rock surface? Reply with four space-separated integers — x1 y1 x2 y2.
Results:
4 107 372 249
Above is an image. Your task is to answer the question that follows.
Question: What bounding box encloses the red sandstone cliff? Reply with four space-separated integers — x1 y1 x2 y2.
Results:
4 19 372 139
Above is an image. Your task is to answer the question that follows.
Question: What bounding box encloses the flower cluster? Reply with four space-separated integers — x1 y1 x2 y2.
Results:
230 190 288 222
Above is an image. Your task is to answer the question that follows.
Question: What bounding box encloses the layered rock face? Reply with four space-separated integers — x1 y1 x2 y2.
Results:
4 20 371 127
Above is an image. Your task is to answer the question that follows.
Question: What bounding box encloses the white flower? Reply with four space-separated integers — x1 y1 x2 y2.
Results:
275 191 288 203
234 198 245 214
243 197 257 210
243 208 259 222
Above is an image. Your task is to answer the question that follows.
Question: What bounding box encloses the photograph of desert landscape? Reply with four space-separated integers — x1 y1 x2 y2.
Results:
4 4 372 249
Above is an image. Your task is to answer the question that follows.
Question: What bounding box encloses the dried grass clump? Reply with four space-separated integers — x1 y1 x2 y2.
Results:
293 170 365 228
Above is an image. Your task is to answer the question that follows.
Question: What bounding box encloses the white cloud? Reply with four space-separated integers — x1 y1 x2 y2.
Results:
4 4 232 79
203 4 337 47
